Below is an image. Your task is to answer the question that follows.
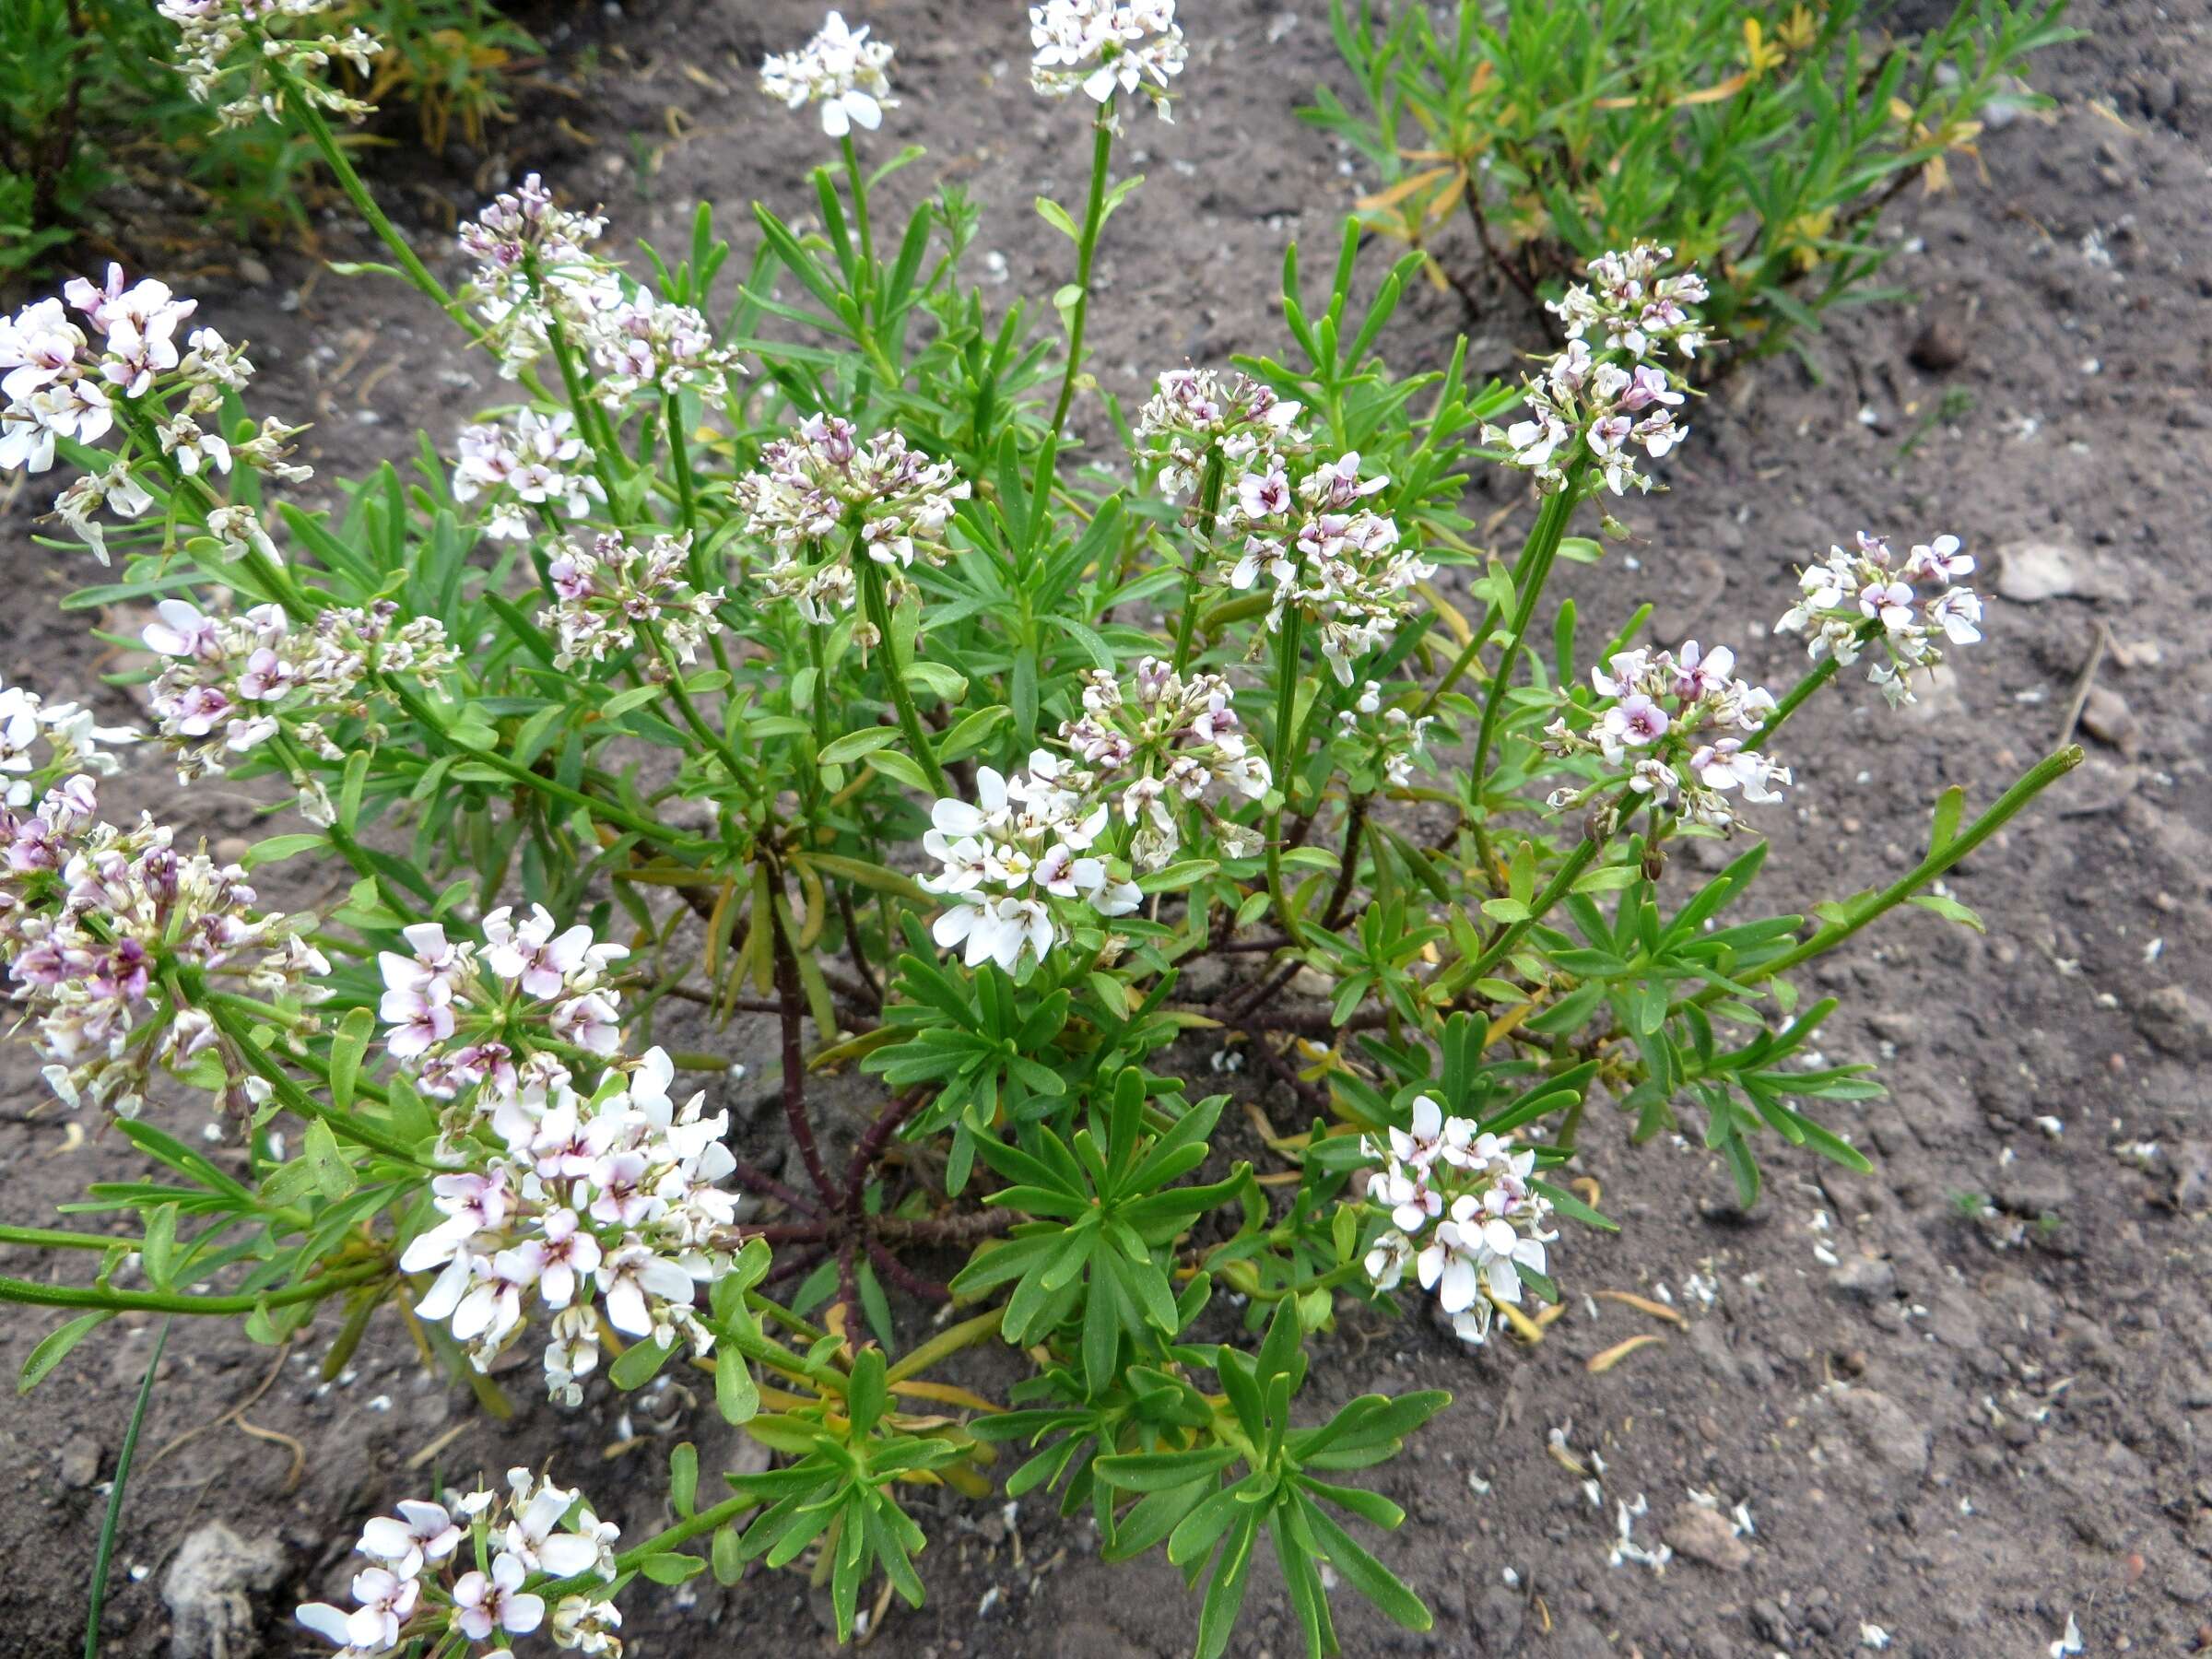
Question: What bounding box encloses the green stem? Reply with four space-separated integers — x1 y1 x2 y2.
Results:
0 1260 385 1315
1461 484 1582 878
1682 745 2084 1012
1266 596 1309 948
1418 479 1582 720
1748 620 1882 750
840 133 876 301
199 991 429 1164
1033 109 1116 502
1170 448 1227 673
857 554 949 797
0 1223 128 1253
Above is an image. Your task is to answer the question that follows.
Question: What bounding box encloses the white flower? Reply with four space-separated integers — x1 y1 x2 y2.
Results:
761 10 897 136
453 1552 544 1641
1029 0 1187 118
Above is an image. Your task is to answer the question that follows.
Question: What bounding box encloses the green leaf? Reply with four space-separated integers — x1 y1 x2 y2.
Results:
1907 893 1984 933
602 683 667 718
609 1338 677 1390
818 726 901 766
241 833 327 872
669 1442 700 1516
301 1119 356 1200
19 1312 111 1394
715 1345 760 1425
330 1007 373 1115
902 661 969 700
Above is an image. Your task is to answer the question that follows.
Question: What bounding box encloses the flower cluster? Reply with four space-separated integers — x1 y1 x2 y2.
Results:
1775 531 1983 707
143 597 456 792
157 0 382 127
736 416 971 641
1482 243 1708 495
0 674 135 806
1029 0 1187 120
3 267 291 561
1543 639 1789 833
1335 680 1434 790
376 906 628 1078
919 758 1142 973
1359 1095 1556 1346
1131 367 1306 501
454 409 604 540
760 10 896 137
297 1468 623 1657
1060 662 1270 868
1221 451 1434 685
538 532 725 674
401 1045 736 1403
0 774 328 1117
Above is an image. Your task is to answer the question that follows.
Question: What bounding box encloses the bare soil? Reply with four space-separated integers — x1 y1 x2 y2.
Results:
3 1 2209 1655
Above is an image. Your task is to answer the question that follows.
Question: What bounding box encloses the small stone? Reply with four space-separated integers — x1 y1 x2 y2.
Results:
1908 316 1968 371
1995 542 2079 604
2136 985 2212 1060
162 1522 287 1659
57 1433 100 1488
1665 1503 1752 1571
1834 1388 1931 1480
2170 1561 2212 1605
2079 685 2140 754
214 835 253 864
236 254 274 287
1830 1255 1898 1300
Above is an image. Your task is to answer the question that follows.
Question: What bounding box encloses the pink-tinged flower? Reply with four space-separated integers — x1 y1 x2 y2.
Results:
1928 586 1983 644
379 981 454 1059
1600 694 1669 753
596 1241 694 1336
449 1256 526 1346
453 1552 543 1641
504 1485 605 1577
1857 578 1917 632
513 1208 602 1308
359 1499 464 1574
1666 640 1734 700
551 990 622 1055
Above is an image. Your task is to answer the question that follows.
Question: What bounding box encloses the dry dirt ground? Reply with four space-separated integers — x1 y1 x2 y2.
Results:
3 1 2211 1655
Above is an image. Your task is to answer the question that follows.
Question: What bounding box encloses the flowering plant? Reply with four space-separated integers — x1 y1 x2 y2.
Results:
0 6 2079 1657
1311 0 2075 361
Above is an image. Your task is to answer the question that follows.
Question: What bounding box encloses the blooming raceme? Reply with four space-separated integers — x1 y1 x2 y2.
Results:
0 773 328 1118
1132 367 1307 503
1060 662 1271 868
143 597 456 796
735 415 971 640
1482 243 1708 496
1219 450 1434 685
1542 639 1789 833
375 906 628 1082
453 409 605 539
400 1045 736 1403
1776 530 1984 707
1 266 300 562
458 176 738 400
539 532 726 673
157 0 382 127
296 1468 622 1658
919 757 1141 973
1359 1095 1555 1346
760 10 896 137
1029 0 1187 120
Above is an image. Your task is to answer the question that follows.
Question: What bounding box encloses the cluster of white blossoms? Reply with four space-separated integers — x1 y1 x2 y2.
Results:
1483 243 1708 496
143 597 455 792
1 266 300 561
1060 661 1271 868
457 176 737 397
0 773 328 1118
1029 0 1186 119
1132 367 1308 503
1359 1095 1556 1346
297 1468 623 1657
1335 680 1435 790
1222 451 1434 686
0 674 134 807
156 0 382 127
453 408 604 540
1543 639 1790 834
919 757 1142 973
1776 530 1984 707
377 907 628 1077
539 532 725 674
401 1045 737 1404
735 415 971 641
760 9 897 137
